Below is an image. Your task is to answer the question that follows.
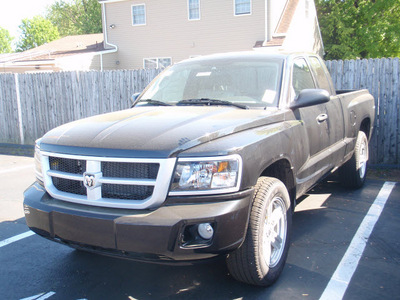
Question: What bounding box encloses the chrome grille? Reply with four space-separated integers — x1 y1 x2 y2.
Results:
41 152 176 209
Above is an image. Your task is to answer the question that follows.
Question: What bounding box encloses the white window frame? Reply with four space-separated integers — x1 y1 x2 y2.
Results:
143 57 172 69
234 0 251 16
131 4 146 26
188 0 201 20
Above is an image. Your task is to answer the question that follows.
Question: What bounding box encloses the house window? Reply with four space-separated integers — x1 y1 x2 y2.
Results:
132 4 146 26
188 0 200 20
235 0 251 15
144 57 172 69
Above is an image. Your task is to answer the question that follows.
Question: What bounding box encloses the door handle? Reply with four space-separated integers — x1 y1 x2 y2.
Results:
316 113 328 123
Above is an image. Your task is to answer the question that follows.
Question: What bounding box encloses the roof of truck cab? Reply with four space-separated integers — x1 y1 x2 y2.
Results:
177 51 317 66
178 51 289 64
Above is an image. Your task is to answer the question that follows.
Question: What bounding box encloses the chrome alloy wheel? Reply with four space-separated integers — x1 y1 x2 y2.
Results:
358 138 368 179
263 196 287 268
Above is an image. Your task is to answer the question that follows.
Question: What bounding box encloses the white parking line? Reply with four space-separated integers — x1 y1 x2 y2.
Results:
20 291 56 300
319 181 396 300
0 231 35 248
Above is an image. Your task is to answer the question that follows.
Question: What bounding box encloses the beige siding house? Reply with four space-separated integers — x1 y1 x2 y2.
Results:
99 0 323 70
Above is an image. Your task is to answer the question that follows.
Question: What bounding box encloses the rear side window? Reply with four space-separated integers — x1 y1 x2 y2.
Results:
292 58 315 98
309 56 333 95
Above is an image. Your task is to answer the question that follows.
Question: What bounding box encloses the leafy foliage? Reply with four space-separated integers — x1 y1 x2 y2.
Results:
16 16 59 52
46 0 102 36
316 0 400 59
0 27 13 53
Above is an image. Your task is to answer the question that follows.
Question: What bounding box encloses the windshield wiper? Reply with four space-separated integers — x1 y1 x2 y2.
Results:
177 98 248 109
137 99 172 106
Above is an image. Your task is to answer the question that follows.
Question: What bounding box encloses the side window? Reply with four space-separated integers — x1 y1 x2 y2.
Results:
132 4 146 26
188 0 200 20
143 57 172 69
235 0 251 15
309 56 333 94
292 58 315 98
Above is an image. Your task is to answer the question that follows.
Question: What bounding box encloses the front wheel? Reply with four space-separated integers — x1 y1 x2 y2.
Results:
226 177 292 286
339 131 369 188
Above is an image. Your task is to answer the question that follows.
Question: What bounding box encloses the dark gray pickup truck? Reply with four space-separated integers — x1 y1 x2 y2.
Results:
24 52 375 286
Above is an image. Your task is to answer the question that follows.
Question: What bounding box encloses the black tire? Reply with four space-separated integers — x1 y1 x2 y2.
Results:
339 131 369 188
226 177 292 286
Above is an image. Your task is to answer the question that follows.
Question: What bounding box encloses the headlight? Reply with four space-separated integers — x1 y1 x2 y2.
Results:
34 139 44 184
169 155 242 195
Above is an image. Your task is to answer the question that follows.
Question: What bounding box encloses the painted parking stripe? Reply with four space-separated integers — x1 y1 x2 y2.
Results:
319 181 396 300
20 292 56 300
0 231 35 248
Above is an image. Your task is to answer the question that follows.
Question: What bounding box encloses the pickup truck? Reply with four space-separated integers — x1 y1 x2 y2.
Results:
24 52 375 286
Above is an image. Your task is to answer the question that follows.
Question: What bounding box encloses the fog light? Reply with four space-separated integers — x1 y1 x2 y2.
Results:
198 223 214 240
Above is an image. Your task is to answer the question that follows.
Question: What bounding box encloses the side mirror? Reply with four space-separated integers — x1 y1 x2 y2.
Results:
131 92 141 104
290 89 330 109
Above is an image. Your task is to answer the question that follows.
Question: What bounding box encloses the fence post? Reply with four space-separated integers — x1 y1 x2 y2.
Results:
14 73 24 145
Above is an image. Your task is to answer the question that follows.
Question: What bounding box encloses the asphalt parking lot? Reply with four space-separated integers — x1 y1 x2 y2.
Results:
0 154 399 300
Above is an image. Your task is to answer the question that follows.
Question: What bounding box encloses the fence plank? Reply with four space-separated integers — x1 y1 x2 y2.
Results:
384 59 395 164
392 58 399 165
0 74 19 143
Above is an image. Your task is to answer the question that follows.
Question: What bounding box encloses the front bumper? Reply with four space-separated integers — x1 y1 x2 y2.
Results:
24 183 253 262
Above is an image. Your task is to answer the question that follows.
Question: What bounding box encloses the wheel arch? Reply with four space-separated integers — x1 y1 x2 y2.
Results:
259 159 296 211
360 117 372 139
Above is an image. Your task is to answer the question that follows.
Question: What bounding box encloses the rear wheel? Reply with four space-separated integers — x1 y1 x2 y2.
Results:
226 177 292 286
339 131 369 188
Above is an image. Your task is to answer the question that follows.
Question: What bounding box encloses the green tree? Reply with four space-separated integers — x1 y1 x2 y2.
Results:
16 16 59 52
0 27 13 53
46 0 102 36
316 0 400 59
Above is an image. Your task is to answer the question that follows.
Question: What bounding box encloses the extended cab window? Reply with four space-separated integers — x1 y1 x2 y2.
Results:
292 58 315 98
309 56 333 95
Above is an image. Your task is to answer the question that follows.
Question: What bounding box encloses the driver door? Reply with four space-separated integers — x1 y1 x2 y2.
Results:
290 58 331 191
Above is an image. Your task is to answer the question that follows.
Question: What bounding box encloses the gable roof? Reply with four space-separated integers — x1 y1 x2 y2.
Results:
254 0 300 48
0 34 104 64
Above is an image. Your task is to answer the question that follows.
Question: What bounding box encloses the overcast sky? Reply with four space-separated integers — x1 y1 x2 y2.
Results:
0 0 56 47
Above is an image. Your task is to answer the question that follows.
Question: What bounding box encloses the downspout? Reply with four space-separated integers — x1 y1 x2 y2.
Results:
265 0 272 42
96 2 118 71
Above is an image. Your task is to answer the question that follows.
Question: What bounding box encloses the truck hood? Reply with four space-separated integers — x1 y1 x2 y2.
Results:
41 106 284 157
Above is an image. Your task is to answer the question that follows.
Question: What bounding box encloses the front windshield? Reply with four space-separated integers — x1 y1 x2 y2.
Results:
137 56 284 108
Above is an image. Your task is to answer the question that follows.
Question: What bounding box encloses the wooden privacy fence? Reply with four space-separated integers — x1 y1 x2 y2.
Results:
0 58 399 166
326 58 399 166
0 69 161 145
